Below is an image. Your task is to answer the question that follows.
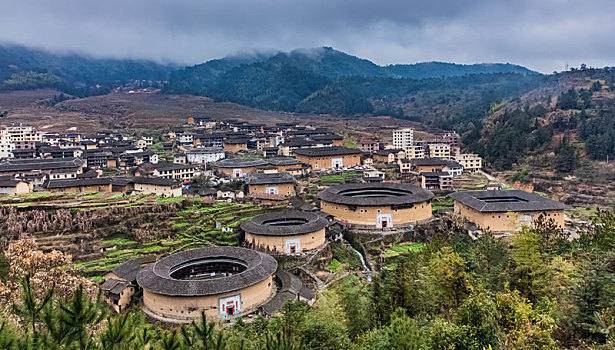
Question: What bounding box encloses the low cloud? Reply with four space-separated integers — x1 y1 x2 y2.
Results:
1 0 614 72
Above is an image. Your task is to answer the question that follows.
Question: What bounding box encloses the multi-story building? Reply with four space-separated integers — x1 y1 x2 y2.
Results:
405 145 425 160
428 143 451 158
455 154 483 172
358 137 379 152
186 147 225 164
421 171 454 191
393 128 414 150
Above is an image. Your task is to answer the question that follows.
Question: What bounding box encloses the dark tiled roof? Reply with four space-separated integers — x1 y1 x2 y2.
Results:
224 138 249 144
111 260 141 282
411 158 454 166
421 171 452 177
294 146 361 157
137 247 277 297
186 147 224 155
374 149 403 156
245 172 296 185
266 157 302 166
0 158 84 172
0 179 25 187
42 178 112 189
241 210 329 236
449 190 567 213
216 158 269 168
318 182 434 207
133 177 181 187
101 278 129 294
77 170 99 179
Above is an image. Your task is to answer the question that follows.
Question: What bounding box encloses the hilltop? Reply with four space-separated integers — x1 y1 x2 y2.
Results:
0 44 177 96
164 47 538 115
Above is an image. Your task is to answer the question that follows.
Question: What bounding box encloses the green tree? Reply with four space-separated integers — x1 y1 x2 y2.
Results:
421 246 473 316
12 276 54 333
58 285 106 349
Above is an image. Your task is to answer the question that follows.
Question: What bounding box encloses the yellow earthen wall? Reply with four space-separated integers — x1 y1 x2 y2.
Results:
320 200 432 226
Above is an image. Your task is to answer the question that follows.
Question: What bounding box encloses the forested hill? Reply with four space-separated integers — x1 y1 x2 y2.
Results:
0 44 176 96
164 47 538 113
463 67 615 174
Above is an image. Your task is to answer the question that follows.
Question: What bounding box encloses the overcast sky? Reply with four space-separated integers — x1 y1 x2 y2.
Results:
1 0 614 73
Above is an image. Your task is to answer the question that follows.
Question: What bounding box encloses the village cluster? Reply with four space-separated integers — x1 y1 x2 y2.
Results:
0 118 566 323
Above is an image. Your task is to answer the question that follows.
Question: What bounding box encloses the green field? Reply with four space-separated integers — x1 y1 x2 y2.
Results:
384 242 425 258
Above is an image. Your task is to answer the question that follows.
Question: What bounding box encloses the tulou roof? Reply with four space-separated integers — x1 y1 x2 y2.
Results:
318 182 434 207
245 172 296 185
216 158 269 168
137 247 277 297
449 190 567 213
294 146 361 157
240 210 329 236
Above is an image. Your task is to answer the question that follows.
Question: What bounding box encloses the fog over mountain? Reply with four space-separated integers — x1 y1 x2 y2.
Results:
2 0 615 72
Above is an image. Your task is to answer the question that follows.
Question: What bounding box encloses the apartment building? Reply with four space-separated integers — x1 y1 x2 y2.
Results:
392 128 414 149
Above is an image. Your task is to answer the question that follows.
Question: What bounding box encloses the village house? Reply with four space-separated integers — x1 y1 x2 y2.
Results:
136 161 195 180
217 189 245 201
397 158 413 173
132 177 183 197
245 172 296 202
410 158 463 177
454 153 483 172
102 260 141 313
216 158 270 178
449 190 567 233
427 143 451 158
277 138 332 157
294 146 361 170
421 172 454 191
42 178 113 193
0 157 84 177
405 145 425 160
0 179 31 195
266 157 306 176
186 147 225 164
373 149 405 163
223 138 249 153
358 137 380 152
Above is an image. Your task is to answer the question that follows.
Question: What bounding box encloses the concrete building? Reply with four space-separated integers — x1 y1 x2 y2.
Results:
318 183 434 228
428 143 451 158
137 247 277 321
241 211 329 255
455 154 483 173
393 128 414 149
449 190 567 233
186 148 225 165
421 172 453 191
358 137 379 152
294 146 361 170
410 158 463 177
405 145 425 160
